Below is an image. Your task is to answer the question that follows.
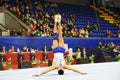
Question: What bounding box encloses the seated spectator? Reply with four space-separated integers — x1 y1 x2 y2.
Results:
25 29 31 36
23 46 29 52
118 30 120 38
71 28 78 37
0 46 7 54
85 29 89 38
79 28 85 38
76 47 81 59
17 29 22 36
83 48 87 58
0 46 7 63
106 29 113 38
42 45 48 62
114 17 120 27
44 1 50 8
10 28 17 36
9 45 15 53
61 13 66 24
67 20 75 31
83 21 91 31
88 23 98 33
113 45 120 53
103 43 109 50
51 2 58 8
98 42 103 48
70 14 77 22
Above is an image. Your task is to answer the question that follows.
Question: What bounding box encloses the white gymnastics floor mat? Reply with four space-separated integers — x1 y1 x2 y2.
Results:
0 62 120 80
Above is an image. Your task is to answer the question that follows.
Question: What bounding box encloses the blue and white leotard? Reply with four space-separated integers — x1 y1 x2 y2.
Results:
53 46 66 67
53 46 66 54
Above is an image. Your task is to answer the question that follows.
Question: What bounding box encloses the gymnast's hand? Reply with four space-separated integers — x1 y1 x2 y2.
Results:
32 74 40 77
80 72 87 75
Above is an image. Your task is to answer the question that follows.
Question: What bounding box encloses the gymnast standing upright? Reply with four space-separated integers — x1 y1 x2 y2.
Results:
33 14 87 76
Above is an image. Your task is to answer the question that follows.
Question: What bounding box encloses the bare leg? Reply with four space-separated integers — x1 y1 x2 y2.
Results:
58 23 64 48
52 23 59 49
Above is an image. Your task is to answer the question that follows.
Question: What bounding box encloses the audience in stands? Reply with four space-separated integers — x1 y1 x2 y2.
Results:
98 42 120 53
0 0 119 38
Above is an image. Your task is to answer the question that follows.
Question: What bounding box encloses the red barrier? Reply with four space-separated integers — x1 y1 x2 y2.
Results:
47 51 54 60
5 53 18 65
23 52 30 61
35 51 43 63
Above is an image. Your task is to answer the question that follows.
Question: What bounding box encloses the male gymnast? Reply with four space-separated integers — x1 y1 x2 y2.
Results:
33 14 87 76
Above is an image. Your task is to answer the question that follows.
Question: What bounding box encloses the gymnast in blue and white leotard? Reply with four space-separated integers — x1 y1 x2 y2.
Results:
53 46 66 67
33 15 87 76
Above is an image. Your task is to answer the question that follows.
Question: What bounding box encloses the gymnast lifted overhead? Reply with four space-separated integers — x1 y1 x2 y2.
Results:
33 14 87 76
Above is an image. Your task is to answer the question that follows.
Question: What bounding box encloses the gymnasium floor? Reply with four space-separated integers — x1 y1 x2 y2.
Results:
0 62 120 80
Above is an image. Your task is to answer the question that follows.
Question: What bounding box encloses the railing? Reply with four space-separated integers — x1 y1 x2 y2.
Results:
0 37 120 51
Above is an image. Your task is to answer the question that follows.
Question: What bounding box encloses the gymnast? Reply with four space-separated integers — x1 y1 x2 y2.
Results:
33 14 87 76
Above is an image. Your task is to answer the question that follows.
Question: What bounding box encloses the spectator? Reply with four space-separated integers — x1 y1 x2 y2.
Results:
106 29 113 38
98 42 103 48
42 45 48 62
0 46 7 54
88 23 98 33
10 28 17 36
0 46 6 64
67 20 75 31
17 29 22 36
75 47 81 64
25 29 31 36
23 46 29 52
9 45 15 53
70 14 77 22
85 29 89 38
79 28 85 38
83 48 87 58
118 30 120 38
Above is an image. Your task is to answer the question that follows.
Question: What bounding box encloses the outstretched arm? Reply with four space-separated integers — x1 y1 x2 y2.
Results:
33 62 56 76
64 63 87 75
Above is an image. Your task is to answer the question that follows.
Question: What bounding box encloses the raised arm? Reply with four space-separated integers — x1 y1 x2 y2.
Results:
33 65 56 76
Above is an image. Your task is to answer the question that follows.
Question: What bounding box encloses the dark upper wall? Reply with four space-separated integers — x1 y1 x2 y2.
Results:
45 0 120 7
45 0 90 6
103 0 120 7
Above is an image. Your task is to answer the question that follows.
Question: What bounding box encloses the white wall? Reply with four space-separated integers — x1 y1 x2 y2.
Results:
0 13 5 26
